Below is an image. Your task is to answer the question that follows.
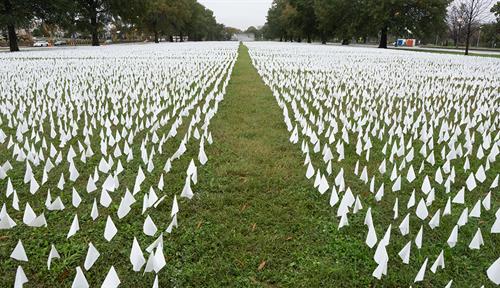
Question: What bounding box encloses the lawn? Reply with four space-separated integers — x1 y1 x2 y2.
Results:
246 41 500 287
0 42 499 287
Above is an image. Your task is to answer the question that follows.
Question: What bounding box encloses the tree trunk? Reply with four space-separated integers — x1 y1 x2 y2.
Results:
341 38 349 45
4 0 19 52
180 31 184 42
90 5 99 46
320 33 326 44
465 22 471 55
7 24 19 52
379 26 388 48
307 34 311 43
154 29 159 43
169 35 174 42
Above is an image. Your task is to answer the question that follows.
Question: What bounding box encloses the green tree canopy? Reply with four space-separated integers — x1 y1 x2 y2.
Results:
264 0 451 48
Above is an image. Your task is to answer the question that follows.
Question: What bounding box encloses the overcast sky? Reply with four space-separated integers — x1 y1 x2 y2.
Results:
198 0 273 30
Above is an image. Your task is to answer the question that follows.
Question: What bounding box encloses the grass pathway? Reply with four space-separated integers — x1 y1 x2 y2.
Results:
162 44 374 287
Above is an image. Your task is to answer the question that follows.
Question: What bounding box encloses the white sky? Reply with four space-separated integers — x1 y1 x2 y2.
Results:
451 0 497 22
198 0 273 30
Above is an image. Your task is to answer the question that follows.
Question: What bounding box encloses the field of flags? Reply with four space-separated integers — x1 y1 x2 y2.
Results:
0 42 238 287
0 41 499 287
246 42 499 286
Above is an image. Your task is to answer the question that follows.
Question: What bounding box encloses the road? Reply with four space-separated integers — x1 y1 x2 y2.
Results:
392 46 500 55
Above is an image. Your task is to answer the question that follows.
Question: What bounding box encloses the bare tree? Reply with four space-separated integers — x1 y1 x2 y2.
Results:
456 0 493 55
448 4 467 47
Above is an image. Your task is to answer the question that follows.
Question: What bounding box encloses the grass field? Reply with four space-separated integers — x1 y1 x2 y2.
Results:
246 42 500 287
0 43 499 287
390 47 500 58
158 44 349 287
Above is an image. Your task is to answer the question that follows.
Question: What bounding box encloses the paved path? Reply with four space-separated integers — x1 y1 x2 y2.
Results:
393 46 500 55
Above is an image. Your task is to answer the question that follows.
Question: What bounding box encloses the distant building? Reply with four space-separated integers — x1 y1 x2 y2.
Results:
232 33 255 42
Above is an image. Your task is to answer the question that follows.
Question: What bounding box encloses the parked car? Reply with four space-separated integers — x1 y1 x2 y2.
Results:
54 40 67 46
33 41 49 47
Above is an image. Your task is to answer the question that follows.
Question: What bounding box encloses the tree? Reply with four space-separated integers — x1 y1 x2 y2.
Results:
493 1 500 17
455 0 493 54
315 0 374 45
264 0 287 41
185 1 219 41
185 1 206 41
1 0 227 50
263 0 307 42
264 0 450 46
367 0 451 48
67 0 144 46
245 26 262 40
134 0 226 43
481 22 499 47
141 0 172 43
280 1 301 41
0 0 24 51
448 4 467 46
482 1 500 47
0 0 61 51
224 26 241 40
167 0 193 41
289 0 317 42
313 0 334 43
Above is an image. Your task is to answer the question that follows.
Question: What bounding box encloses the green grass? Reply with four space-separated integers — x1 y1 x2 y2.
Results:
246 44 499 287
390 47 500 58
168 44 499 287
155 44 359 287
0 43 344 287
0 43 498 287
155 44 498 287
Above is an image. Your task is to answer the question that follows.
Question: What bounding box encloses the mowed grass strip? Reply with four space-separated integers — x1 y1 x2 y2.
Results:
160 44 368 287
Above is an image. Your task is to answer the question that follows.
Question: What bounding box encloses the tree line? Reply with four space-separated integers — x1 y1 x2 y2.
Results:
0 0 232 52
1 0 498 53
262 0 499 53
